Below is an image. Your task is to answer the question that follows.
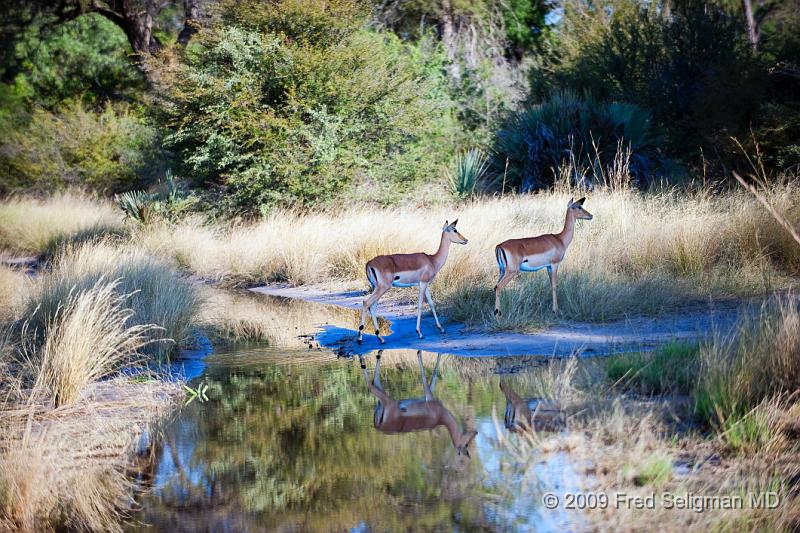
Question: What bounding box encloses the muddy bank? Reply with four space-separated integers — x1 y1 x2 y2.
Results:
250 285 745 356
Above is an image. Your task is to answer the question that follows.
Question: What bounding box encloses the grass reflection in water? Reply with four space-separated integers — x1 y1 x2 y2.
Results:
131 348 541 532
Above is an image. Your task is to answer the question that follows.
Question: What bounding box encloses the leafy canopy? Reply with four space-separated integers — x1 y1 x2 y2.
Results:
160 0 457 210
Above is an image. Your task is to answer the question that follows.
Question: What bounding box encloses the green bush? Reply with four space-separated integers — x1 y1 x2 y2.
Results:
533 0 765 170
0 100 161 194
160 0 456 211
493 91 667 190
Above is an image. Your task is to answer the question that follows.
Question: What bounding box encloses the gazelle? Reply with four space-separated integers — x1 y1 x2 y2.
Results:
494 197 592 317
359 220 468 343
358 350 477 457
500 380 565 433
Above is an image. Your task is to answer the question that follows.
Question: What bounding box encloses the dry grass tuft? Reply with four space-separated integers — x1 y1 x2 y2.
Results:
0 193 123 255
695 295 800 453
13 278 157 407
19 241 199 360
0 379 180 533
491 297 800 531
0 266 27 321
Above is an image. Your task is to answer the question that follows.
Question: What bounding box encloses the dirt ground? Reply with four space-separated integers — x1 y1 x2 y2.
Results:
250 284 747 356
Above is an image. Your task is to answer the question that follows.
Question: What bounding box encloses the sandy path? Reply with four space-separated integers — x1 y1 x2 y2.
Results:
250 284 746 357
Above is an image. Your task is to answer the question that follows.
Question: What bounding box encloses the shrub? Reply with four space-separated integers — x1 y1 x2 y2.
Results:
0 100 161 194
159 0 456 211
493 91 667 191
534 0 764 170
447 148 491 198
5 14 144 108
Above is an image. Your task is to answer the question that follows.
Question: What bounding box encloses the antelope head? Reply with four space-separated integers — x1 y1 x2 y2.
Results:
568 197 593 220
443 219 469 245
455 429 478 458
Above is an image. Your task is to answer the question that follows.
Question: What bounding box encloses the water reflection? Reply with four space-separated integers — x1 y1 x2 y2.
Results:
131 347 581 532
360 350 477 456
500 380 566 433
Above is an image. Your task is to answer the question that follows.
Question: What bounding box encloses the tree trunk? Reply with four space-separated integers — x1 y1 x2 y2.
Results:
440 0 460 81
89 0 200 83
741 0 759 50
177 0 201 45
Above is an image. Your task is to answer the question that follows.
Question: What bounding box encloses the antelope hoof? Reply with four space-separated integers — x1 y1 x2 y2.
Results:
438 326 445 334
416 329 423 339
494 308 502 317
375 329 385 344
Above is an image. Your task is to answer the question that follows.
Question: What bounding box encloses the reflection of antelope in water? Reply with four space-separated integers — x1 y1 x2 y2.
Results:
500 380 566 433
359 350 477 456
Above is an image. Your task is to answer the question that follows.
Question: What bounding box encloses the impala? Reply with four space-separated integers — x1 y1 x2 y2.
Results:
359 350 477 457
359 220 468 343
494 197 592 317
500 380 566 433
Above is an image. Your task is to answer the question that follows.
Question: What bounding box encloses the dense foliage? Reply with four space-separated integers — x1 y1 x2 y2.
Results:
0 0 797 204
159 0 456 209
0 101 160 193
494 91 665 190
535 0 800 173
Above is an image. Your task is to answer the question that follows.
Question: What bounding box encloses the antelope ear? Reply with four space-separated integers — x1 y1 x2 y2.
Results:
576 197 586 205
568 197 574 207
451 218 458 227
443 220 449 231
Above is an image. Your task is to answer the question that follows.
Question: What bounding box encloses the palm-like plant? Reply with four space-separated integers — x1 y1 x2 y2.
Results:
447 148 490 199
115 190 156 225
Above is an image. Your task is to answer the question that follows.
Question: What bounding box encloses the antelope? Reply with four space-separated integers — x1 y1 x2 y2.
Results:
359 220 468 343
500 380 566 433
494 197 593 317
358 350 477 457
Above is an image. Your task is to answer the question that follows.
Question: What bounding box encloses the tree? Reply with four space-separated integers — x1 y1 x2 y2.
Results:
0 0 202 83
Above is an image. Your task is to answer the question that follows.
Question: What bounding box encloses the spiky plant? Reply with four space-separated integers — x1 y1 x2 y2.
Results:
447 148 490 199
115 190 155 225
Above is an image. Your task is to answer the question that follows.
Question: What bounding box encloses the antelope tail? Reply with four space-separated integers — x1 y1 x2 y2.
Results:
366 265 378 289
495 246 507 280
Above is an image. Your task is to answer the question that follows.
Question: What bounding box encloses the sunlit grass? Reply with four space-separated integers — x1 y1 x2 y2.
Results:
18 241 200 360
0 193 123 255
131 186 798 328
2 186 797 329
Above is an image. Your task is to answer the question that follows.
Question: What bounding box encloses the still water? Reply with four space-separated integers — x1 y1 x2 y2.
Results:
129 295 585 532
129 346 586 532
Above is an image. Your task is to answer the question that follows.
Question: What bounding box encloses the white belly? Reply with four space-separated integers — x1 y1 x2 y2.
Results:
392 271 420 287
520 263 548 272
520 252 555 272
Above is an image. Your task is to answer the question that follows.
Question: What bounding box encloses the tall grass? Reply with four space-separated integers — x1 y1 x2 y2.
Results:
136 184 799 327
0 266 26 321
16 278 157 407
0 379 180 532
694 296 800 451
0 193 123 255
19 241 199 360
